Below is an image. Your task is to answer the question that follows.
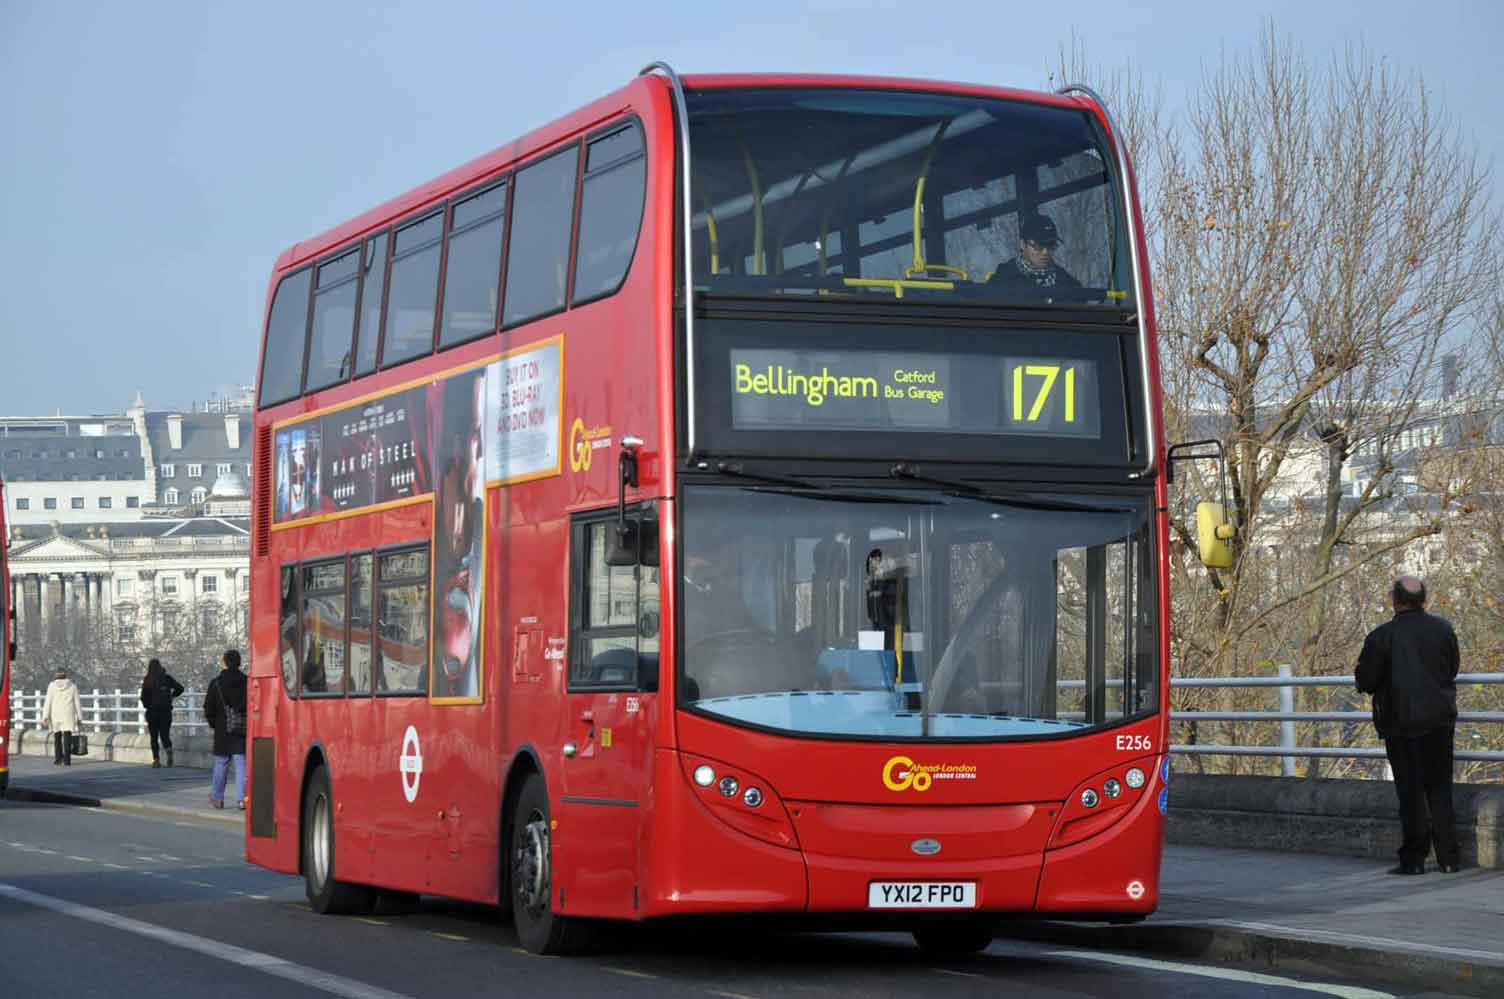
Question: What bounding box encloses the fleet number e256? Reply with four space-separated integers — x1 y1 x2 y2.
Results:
1116 734 1153 752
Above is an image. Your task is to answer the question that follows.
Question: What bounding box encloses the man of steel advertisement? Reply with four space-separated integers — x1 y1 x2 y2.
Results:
431 369 485 700
274 388 431 524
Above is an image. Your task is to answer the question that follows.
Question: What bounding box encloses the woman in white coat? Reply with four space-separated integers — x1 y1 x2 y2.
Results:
41 669 83 766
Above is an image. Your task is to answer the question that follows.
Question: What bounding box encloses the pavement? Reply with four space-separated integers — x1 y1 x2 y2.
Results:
4 752 243 828
6 754 1502 996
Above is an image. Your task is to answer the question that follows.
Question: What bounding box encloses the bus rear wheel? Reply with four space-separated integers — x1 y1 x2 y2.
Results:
510 773 590 954
911 919 996 958
302 765 375 915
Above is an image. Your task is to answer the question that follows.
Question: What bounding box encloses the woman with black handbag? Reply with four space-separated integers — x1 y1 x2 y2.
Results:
140 658 185 768
40 669 83 766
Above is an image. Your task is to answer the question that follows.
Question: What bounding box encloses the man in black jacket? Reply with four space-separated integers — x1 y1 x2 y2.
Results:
1355 576 1461 874
205 649 249 811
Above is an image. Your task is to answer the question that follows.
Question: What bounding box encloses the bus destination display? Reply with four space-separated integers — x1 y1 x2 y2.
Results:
729 348 1101 438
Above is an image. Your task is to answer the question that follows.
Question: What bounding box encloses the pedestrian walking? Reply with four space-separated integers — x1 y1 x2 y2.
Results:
40 669 83 766
139 658 185 768
204 648 249 810
1356 575 1462 875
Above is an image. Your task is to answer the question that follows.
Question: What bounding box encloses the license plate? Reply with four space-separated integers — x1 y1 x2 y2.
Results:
867 881 977 909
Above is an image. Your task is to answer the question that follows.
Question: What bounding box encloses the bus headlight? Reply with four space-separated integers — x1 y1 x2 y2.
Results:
693 764 716 787
1103 778 1122 798
743 787 764 808
1081 788 1100 808
718 776 739 797
1125 767 1146 789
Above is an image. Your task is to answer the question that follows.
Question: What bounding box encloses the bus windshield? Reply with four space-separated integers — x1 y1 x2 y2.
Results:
680 484 1156 740
687 88 1135 307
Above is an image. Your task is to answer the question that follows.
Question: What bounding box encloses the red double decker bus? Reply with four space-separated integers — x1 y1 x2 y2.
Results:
2 477 12 796
247 66 1228 955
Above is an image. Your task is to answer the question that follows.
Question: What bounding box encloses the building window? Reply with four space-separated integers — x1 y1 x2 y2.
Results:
44 497 58 510
240 574 250 593
116 608 137 644
94 448 105 459
161 575 179 596
117 578 134 598
160 464 175 478
190 487 207 504
127 496 140 508
188 463 202 478
245 463 252 477
65 448 77 459
71 497 85 509
99 496 113 509
202 574 218 594
217 463 232 476
15 498 29 511
163 488 179 504
118 448 130 458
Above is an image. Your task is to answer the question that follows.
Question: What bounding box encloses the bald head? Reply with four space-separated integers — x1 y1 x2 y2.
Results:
1392 575 1427 611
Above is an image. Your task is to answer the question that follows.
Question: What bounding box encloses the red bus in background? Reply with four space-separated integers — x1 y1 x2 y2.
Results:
246 66 1228 955
2 478 12 797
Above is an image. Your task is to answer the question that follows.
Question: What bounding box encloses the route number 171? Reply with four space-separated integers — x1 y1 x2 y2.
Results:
1011 364 1076 423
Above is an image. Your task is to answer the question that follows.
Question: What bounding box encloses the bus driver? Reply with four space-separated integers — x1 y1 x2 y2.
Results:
987 212 1081 301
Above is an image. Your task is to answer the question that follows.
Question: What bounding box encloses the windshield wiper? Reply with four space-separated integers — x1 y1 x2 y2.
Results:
890 462 1136 514
743 484 938 505
713 461 815 489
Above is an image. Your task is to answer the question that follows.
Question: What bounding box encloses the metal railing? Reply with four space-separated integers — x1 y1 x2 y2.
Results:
9 688 213 737
1059 668 1504 771
1167 669 1504 771
12 673 1503 773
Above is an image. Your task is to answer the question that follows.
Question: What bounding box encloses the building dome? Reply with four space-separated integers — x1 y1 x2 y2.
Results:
211 469 250 498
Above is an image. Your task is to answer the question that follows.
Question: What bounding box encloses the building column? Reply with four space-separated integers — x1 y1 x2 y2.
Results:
63 573 77 640
11 574 22 641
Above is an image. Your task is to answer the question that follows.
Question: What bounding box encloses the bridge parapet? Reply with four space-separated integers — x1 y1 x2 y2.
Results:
1168 773 1504 869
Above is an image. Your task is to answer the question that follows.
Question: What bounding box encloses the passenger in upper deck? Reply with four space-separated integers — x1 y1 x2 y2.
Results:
986 212 1081 301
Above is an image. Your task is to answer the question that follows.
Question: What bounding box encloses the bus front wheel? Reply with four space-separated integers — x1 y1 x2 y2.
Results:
302 765 375 915
510 772 591 954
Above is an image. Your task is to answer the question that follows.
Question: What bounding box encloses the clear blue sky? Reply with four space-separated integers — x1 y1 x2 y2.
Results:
3 0 1499 416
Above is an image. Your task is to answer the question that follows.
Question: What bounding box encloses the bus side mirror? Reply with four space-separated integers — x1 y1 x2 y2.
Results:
1196 502 1236 568
605 518 660 568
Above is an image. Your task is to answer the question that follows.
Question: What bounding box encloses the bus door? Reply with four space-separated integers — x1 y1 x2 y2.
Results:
560 507 661 917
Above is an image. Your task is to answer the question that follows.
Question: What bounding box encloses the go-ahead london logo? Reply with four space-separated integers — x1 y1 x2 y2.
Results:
881 755 978 793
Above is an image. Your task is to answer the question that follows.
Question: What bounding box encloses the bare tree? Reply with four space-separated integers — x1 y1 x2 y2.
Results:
1054 28 1501 774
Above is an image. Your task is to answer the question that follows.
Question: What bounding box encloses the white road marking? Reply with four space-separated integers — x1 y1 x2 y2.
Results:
1210 917 1504 964
66 856 95 863
1046 948 1396 998
604 967 659 979
933 967 984 978
0 882 414 999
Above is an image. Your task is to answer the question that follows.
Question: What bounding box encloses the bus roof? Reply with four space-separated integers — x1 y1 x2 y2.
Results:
273 72 1096 274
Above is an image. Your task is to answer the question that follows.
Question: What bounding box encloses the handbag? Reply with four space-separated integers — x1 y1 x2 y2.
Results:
69 732 90 757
